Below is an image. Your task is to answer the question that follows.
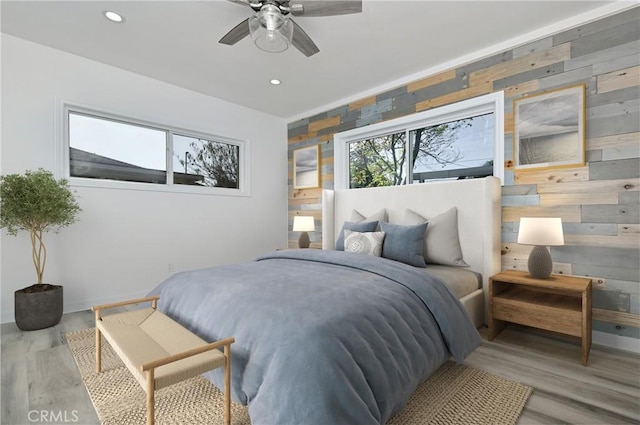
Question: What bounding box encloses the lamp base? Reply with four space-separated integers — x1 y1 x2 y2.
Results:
528 245 553 279
298 231 310 249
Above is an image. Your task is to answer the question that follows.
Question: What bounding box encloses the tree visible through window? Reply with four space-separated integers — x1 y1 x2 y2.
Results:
174 135 239 188
412 113 494 183
349 132 406 188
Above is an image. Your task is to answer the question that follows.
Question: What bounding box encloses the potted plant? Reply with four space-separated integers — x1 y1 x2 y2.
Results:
0 168 81 330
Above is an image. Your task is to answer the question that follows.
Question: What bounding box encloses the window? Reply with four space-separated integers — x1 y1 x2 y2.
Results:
335 92 504 189
411 113 495 183
69 112 168 184
63 106 247 195
173 135 240 188
349 131 406 188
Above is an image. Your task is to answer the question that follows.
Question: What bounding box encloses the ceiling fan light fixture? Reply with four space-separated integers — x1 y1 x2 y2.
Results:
248 4 293 53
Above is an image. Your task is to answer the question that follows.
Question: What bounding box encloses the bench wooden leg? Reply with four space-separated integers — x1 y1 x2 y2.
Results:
224 344 231 425
146 369 155 425
94 310 102 373
95 327 102 373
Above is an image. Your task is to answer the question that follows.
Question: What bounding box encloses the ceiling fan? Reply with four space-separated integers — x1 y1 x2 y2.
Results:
219 0 362 57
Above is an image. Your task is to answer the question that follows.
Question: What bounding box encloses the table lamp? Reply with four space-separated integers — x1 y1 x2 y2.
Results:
517 217 564 279
293 216 315 249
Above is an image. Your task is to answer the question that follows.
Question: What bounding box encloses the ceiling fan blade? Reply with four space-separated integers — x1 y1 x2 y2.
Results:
290 0 362 17
219 18 251 45
225 0 252 7
291 19 319 57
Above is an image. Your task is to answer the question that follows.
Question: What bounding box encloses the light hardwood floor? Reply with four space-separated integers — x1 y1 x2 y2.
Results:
1 310 639 424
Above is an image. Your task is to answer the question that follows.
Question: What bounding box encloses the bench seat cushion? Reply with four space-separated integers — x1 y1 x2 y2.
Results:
97 307 225 390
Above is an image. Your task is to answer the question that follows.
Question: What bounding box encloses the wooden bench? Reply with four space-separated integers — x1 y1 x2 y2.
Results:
92 296 234 425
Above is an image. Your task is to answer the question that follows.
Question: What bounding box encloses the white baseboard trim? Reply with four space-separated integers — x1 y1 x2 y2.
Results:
593 330 640 354
1 290 150 325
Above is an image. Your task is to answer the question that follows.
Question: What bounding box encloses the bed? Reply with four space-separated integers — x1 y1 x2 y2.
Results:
322 176 501 327
148 177 501 425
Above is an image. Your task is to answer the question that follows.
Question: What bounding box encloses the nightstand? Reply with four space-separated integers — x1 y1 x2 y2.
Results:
488 270 592 366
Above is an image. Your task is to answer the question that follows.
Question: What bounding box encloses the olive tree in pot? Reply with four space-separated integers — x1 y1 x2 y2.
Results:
0 169 81 331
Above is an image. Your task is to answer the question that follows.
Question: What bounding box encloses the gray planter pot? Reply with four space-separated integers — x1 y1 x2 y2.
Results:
14 284 63 331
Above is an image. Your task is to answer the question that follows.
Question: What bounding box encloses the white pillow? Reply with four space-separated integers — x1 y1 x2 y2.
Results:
405 207 469 267
351 208 388 226
344 230 385 257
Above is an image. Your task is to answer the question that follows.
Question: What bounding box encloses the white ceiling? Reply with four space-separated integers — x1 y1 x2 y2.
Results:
0 1 625 120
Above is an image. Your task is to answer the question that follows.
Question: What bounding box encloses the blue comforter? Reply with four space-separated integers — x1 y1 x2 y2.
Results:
148 249 480 425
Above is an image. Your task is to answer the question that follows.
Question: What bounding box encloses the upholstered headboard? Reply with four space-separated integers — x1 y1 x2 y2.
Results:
322 177 501 324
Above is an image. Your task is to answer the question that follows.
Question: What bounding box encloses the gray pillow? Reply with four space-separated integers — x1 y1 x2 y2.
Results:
405 207 469 267
344 230 385 257
336 221 379 250
380 221 428 268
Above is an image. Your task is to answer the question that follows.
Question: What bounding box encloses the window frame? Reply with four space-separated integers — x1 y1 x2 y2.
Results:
59 104 250 196
334 92 504 189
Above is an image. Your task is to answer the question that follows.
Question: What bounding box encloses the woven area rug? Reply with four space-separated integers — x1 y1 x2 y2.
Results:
67 328 532 425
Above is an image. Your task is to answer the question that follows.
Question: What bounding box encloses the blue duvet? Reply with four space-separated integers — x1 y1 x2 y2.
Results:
148 249 480 425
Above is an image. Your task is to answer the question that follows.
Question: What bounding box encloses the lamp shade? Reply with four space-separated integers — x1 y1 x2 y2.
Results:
517 217 564 246
293 216 315 232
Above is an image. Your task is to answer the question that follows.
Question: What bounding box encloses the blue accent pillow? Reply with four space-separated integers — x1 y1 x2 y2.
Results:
336 221 379 250
380 221 428 267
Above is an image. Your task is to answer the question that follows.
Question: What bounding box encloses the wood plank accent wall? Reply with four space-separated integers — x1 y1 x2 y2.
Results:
287 8 640 339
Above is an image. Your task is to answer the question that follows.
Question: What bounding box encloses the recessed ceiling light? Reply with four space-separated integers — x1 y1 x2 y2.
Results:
104 11 125 23
270 79 281 86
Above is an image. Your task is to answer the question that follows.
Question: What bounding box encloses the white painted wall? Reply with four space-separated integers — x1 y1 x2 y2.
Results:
0 35 288 323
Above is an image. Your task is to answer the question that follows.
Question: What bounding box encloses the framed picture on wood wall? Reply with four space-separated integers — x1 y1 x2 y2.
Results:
293 145 320 189
514 84 586 171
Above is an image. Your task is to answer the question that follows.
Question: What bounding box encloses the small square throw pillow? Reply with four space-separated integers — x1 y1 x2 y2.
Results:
335 220 380 250
343 230 385 257
380 221 428 268
405 207 469 267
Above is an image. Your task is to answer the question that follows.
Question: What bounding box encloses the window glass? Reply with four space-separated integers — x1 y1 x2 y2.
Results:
173 135 240 188
411 113 494 182
69 112 167 183
349 132 406 188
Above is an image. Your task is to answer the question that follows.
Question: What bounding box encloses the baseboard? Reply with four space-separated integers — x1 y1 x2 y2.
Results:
593 330 640 354
1 290 149 325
